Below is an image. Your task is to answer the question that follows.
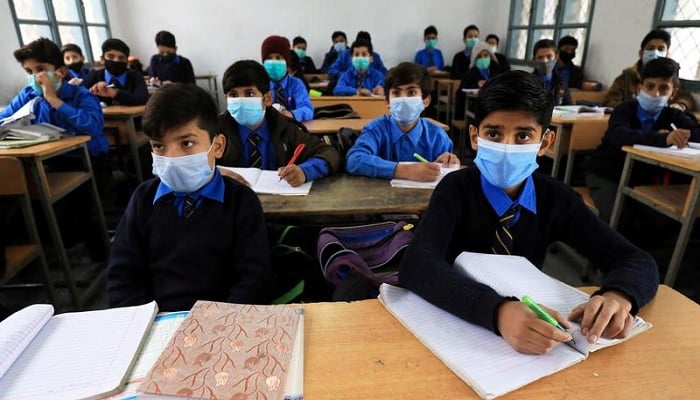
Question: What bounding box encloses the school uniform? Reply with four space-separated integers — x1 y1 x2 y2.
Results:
556 62 583 90
333 66 385 96
494 52 511 72
453 64 506 120
450 49 472 80
605 61 696 109
345 115 454 179
533 69 572 106
217 107 340 181
327 49 388 77
297 55 318 74
269 74 314 122
414 48 445 70
82 68 149 106
147 54 195 84
107 168 273 311
67 67 90 81
400 167 659 333
321 46 347 73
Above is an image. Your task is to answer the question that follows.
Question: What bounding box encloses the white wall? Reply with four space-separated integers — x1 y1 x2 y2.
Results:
0 1 29 104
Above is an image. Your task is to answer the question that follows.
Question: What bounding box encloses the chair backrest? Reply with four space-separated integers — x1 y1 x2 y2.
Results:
0 157 29 196
569 118 609 151
569 89 606 106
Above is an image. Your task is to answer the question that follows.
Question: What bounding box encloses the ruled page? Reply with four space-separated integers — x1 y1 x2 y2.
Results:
0 304 53 379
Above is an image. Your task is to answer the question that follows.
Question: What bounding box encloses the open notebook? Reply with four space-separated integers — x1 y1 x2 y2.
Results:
390 162 460 189
0 301 158 400
0 97 64 148
218 167 312 195
379 252 652 399
633 143 700 158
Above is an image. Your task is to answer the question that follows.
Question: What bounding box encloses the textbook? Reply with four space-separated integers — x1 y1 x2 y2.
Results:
218 166 313 195
0 301 158 400
554 105 612 115
633 143 700 158
378 252 652 400
0 98 64 148
138 301 305 400
390 162 460 189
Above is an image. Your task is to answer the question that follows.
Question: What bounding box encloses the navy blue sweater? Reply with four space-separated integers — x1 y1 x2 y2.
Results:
400 167 659 333
107 176 272 311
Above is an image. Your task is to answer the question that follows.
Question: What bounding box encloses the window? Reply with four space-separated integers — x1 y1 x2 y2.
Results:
655 0 700 80
9 0 111 64
506 0 596 67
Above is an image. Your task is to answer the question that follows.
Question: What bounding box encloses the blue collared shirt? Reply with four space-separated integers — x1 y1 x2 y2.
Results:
333 66 385 96
345 115 454 179
539 74 553 89
480 174 537 226
557 65 571 88
636 103 663 133
153 167 225 216
104 69 128 87
327 49 388 76
414 48 445 70
269 74 313 122
478 68 490 81
0 83 107 156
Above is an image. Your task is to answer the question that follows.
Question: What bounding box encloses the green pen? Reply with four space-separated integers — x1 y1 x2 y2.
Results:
521 295 576 344
413 152 429 163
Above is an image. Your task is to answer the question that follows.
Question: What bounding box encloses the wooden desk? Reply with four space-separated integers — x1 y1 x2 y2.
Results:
304 285 700 399
304 73 329 82
103 105 147 182
0 136 110 310
303 117 449 135
308 80 329 90
258 174 433 217
610 146 700 285
546 114 609 183
311 96 387 119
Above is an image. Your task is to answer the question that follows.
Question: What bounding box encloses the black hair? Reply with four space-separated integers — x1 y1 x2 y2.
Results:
155 30 176 47
101 38 130 56
142 83 218 140
222 60 269 95
14 37 63 67
351 39 373 55
356 31 371 43
486 34 500 44
292 36 306 46
332 31 347 41
474 70 554 131
640 57 680 85
384 62 431 100
557 35 578 48
424 25 438 37
641 29 671 49
60 43 83 56
533 39 557 57
463 25 479 39
289 51 301 71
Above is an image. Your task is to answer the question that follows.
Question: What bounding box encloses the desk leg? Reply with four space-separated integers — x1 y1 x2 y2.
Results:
550 124 571 180
81 145 110 255
126 116 144 183
664 178 700 286
609 154 633 229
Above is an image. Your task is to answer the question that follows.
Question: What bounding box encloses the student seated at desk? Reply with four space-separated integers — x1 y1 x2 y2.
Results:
450 24 480 81
345 62 458 181
328 31 388 78
414 25 444 72
586 58 700 223
400 71 659 355
485 34 511 73
83 38 149 106
146 30 196 85
532 39 572 106
107 83 272 312
333 39 385 96
61 43 90 85
556 35 583 90
218 60 340 187
292 36 318 74
261 35 314 122
454 42 507 120
321 31 348 73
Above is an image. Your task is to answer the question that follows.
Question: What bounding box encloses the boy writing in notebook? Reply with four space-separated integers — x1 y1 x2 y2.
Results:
218 60 340 187
83 38 149 106
147 30 196 85
345 62 458 180
333 39 385 96
107 83 272 311
400 71 659 355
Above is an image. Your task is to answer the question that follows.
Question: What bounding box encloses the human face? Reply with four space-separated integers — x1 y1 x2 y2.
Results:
294 43 307 51
534 48 557 62
352 46 371 58
477 50 491 59
63 50 83 65
149 120 225 169
559 44 577 54
638 77 676 98
21 59 62 77
266 53 286 61
469 110 553 152
424 33 437 42
465 29 479 40
226 85 273 107
156 45 176 57
641 38 668 55
387 83 429 106
333 35 346 45
103 49 127 63
486 38 498 48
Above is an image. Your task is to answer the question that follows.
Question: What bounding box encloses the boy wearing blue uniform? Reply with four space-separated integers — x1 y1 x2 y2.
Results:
345 62 458 181
147 30 195 85
414 25 444 72
400 71 659 355
328 31 388 78
83 38 149 106
450 25 480 80
61 43 90 84
291 36 318 74
333 39 385 96
107 83 272 311
532 39 572 106
261 35 314 122
321 31 348 73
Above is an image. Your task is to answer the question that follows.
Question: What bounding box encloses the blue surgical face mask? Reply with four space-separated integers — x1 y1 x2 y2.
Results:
390 96 424 126
333 42 346 53
263 59 287 81
293 48 306 59
642 49 666 64
27 71 62 95
474 136 542 189
636 90 668 114
152 143 214 193
227 97 265 128
466 37 479 49
475 57 491 70
425 39 438 49
534 60 556 76
352 56 370 72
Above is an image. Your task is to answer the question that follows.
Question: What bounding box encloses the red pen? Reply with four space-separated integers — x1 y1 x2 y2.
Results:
279 144 306 181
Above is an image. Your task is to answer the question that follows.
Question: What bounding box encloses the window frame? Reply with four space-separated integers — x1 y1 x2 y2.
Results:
654 0 700 81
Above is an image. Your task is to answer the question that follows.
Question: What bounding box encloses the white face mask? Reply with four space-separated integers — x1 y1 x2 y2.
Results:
152 143 214 193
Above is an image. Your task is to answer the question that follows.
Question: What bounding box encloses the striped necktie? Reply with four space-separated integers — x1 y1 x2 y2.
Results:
182 196 196 218
275 83 287 107
492 206 519 255
428 51 435 67
247 134 263 168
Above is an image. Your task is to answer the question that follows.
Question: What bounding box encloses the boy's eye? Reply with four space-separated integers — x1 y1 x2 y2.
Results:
516 132 532 142
151 143 164 151
408 89 419 96
245 91 257 97
486 130 500 139
390 90 401 96
182 140 194 148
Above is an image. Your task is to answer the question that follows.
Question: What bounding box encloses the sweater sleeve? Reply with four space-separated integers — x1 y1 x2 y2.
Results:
55 88 104 137
604 103 669 148
182 58 196 84
115 72 149 105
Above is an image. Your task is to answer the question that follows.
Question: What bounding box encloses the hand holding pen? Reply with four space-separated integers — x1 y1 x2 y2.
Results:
666 122 691 149
278 144 306 186
393 152 440 182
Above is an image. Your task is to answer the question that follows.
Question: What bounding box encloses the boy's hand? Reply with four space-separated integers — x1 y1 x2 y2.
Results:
219 168 250 187
90 81 117 98
666 128 691 148
281 110 294 119
427 66 438 73
395 162 440 182
434 152 460 167
497 301 573 355
36 71 58 100
372 86 385 96
478 80 487 88
358 88 372 96
278 165 306 187
569 290 634 343
68 77 83 86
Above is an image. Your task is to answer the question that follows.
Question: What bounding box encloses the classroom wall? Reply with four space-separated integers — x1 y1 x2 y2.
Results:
0 1 29 105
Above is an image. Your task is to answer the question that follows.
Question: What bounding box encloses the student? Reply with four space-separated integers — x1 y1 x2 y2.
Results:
328 31 388 77
321 31 348 73
60 43 89 84
485 34 511 72
261 35 314 122
454 42 505 120
333 39 385 96
399 70 659 355
218 60 340 187
604 29 695 111
146 30 195 85
83 38 149 106
586 58 700 222
414 25 444 72
292 36 318 74
556 35 583 90
450 24 480 80
345 62 458 180
107 83 272 311
532 39 571 106
289 51 311 91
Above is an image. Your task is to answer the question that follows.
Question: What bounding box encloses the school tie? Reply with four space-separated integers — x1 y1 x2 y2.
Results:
428 51 435 67
275 84 287 108
491 206 518 255
182 196 196 218
247 133 263 168
356 76 363 90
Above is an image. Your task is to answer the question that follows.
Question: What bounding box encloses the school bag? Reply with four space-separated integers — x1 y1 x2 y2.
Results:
313 103 361 119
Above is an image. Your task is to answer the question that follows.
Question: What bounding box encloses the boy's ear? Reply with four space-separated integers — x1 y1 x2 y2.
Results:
263 90 273 107
670 85 679 101
423 94 431 109
469 124 479 151
213 133 226 159
636 82 642 95
537 129 556 156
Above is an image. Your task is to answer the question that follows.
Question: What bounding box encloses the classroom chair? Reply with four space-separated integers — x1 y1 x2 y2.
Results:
435 79 460 125
562 117 609 184
569 89 607 106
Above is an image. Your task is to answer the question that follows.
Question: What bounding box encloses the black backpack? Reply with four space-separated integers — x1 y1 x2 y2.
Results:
313 103 361 120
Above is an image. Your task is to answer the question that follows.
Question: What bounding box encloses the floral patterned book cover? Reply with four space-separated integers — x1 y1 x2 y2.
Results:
137 301 304 400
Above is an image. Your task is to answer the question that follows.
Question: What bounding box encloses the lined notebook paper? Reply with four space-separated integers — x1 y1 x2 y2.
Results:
218 167 312 195
390 162 460 189
633 144 700 158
